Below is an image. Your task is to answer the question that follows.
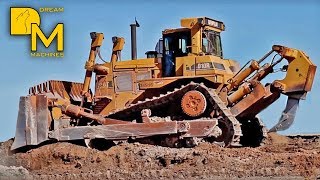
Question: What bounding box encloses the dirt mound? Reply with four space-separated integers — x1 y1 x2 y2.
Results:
0 139 16 167
1 133 320 179
0 165 30 180
268 132 290 145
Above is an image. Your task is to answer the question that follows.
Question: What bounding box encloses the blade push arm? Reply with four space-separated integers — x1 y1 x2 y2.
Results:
80 33 125 106
81 32 104 104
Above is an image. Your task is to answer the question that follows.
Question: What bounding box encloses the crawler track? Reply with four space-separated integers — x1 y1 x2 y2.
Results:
107 82 243 147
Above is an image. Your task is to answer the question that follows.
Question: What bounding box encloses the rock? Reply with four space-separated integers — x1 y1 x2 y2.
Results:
106 170 111 179
0 165 30 179
75 162 82 169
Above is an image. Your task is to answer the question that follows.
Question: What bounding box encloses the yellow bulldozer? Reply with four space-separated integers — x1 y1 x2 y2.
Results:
11 17 316 150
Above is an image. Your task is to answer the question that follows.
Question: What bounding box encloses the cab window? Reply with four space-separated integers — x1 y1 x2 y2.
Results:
202 30 223 57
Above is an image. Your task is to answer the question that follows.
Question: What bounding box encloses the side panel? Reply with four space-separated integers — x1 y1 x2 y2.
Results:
95 75 114 98
96 70 151 115
195 55 234 76
182 56 196 76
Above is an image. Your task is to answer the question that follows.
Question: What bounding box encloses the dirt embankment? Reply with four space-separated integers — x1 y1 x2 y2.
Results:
1 133 320 179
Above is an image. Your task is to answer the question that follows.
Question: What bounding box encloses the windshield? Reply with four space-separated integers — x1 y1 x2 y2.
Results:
202 30 223 57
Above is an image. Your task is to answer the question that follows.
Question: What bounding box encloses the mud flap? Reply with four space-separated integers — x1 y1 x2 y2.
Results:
11 95 49 150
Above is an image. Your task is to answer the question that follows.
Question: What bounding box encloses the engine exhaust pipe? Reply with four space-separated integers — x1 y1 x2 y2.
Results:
130 18 140 60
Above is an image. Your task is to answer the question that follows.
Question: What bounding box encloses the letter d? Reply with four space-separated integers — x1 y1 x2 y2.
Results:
11 7 40 35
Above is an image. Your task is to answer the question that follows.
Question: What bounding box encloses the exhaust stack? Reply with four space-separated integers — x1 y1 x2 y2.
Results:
130 18 140 60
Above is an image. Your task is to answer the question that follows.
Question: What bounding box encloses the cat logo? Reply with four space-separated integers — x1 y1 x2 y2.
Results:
10 7 64 56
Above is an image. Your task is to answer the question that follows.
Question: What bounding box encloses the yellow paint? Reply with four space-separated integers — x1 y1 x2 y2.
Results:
274 47 316 93
11 7 40 35
31 24 64 51
11 7 64 52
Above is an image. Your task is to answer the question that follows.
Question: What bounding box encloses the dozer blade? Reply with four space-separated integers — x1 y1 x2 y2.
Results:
269 96 299 132
28 80 84 102
11 95 49 150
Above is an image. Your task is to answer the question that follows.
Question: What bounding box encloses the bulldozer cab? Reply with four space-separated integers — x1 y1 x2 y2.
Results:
161 17 225 77
162 28 191 77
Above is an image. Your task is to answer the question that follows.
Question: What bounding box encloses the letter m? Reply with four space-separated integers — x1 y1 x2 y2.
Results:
31 23 64 51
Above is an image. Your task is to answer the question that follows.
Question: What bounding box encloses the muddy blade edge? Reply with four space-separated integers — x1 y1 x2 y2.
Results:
11 95 49 150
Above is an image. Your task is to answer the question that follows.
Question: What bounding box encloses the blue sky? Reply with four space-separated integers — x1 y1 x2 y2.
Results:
0 0 319 141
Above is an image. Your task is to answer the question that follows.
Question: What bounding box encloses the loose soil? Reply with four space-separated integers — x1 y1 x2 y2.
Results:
1 132 320 179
